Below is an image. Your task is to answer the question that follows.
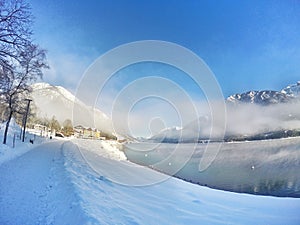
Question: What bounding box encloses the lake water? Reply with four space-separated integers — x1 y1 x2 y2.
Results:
124 137 300 197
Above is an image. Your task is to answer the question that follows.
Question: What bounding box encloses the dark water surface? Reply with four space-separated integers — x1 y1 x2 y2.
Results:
124 137 300 197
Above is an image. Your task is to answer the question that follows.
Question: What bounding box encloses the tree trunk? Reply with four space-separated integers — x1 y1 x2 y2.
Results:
3 110 13 145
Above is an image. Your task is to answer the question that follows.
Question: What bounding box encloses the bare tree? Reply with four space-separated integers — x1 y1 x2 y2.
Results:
62 119 73 137
49 116 61 133
0 0 48 144
0 0 33 67
1 44 48 144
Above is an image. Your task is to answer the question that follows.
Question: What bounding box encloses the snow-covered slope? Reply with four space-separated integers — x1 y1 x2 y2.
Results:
32 83 76 102
31 83 112 133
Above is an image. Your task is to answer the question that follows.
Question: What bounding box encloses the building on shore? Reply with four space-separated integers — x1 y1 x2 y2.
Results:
73 125 102 139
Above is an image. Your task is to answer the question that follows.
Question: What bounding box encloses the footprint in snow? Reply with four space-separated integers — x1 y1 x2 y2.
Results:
97 176 114 186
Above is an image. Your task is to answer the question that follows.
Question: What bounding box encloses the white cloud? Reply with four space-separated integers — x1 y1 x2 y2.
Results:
41 53 94 93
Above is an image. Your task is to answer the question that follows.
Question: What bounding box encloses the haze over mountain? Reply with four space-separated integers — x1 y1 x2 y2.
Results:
150 81 300 142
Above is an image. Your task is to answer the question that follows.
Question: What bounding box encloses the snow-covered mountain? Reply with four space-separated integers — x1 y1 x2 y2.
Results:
227 81 300 105
31 83 113 133
227 90 290 105
281 81 300 97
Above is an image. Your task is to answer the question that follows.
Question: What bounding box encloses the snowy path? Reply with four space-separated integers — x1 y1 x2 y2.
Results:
0 141 90 225
0 139 300 225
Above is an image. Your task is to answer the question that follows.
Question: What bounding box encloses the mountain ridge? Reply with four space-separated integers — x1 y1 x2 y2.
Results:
227 81 300 105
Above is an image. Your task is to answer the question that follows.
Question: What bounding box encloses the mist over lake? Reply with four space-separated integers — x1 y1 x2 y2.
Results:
125 137 300 197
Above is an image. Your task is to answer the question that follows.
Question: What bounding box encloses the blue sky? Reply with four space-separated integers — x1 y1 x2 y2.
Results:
29 0 300 136
30 0 300 94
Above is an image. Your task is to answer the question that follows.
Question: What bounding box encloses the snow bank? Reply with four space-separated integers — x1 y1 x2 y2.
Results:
0 118 20 137
0 119 50 165
71 139 126 161
0 136 51 166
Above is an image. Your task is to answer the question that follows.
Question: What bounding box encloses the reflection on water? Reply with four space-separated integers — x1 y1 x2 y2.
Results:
124 137 300 197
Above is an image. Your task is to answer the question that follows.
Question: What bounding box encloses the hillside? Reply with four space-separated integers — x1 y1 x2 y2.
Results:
31 83 113 133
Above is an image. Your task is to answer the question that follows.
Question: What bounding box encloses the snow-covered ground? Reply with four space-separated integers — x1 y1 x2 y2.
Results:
0 137 299 224
0 119 50 165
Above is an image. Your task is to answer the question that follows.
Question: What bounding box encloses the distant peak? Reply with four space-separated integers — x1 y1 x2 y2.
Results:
227 81 300 105
281 81 300 97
